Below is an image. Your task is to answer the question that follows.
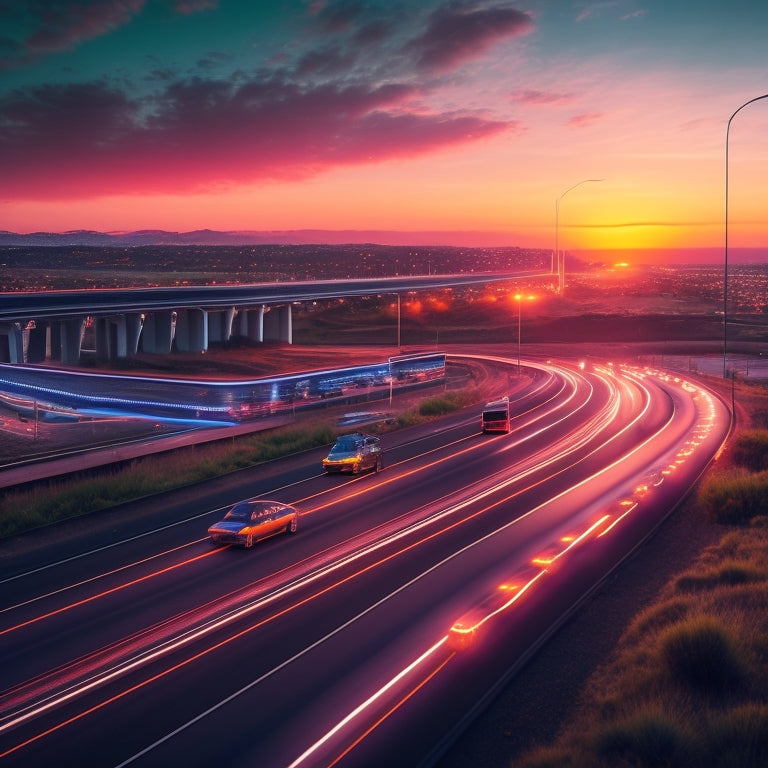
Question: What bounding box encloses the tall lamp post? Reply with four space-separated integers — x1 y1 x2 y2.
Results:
723 94 768 380
555 178 603 293
514 293 535 373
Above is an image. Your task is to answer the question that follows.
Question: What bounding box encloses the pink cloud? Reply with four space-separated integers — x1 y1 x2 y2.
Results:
0 75 515 199
566 112 603 128
511 89 574 105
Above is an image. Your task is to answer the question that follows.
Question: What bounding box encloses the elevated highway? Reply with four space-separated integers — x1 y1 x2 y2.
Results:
0 272 542 365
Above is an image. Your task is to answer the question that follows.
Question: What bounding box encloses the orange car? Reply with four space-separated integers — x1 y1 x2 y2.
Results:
208 499 298 548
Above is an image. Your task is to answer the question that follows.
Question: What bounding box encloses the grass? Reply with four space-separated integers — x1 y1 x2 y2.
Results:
696 467 768 525
731 430 768 471
0 387 484 538
516 385 768 768
519 528 768 768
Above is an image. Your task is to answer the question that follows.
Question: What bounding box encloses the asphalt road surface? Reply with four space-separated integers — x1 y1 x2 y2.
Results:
0 356 730 767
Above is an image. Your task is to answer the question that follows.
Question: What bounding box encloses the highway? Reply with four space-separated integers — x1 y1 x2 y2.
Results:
0 356 730 767
0 273 542 321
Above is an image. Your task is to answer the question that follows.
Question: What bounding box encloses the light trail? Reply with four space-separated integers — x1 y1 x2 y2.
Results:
1 360 626 706
0 362 558 614
2 358 724 766
288 369 730 765
0 362 576 629
0 538 210 614
0 366 631 753
0 547 222 637
287 638 453 768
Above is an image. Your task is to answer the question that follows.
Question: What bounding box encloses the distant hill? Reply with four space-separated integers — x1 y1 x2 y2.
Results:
2 231 765 264
0 229 523 248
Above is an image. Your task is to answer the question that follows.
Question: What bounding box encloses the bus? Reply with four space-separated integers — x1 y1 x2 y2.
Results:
481 397 510 434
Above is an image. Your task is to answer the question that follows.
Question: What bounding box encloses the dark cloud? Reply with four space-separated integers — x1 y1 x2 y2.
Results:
196 50 234 70
311 0 370 33
352 18 393 47
174 0 219 13
0 80 136 151
294 45 359 78
3 0 145 60
0 73 513 198
0 0 215 68
403 2 533 74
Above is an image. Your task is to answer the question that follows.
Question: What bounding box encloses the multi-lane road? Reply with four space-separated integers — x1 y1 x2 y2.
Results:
0 355 730 767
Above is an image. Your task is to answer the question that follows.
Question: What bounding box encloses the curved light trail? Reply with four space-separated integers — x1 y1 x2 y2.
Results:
0 356 731 767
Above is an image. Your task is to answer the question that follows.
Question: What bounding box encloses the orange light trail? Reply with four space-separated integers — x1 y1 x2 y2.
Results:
3 358 719 761
2 534 430 757
0 546 223 637
1 477 529 755
1 537 212 615
299 432 482 515
287 637 452 768
598 502 638 538
321 651 455 768
2 409 629 758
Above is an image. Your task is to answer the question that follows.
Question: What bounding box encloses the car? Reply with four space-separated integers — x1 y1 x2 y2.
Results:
322 432 383 474
208 499 298 548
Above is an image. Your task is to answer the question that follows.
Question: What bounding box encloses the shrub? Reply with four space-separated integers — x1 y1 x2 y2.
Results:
0 422 338 537
696 470 768 525
674 560 765 593
593 708 694 768
732 430 768 471
706 703 768 768
658 616 746 694
418 391 470 416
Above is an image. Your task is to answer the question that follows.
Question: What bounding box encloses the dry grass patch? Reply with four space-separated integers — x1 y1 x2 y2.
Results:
517 527 768 768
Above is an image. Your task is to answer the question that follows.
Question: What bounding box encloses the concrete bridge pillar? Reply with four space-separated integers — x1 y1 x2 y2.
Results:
140 311 174 354
207 307 235 345
25 322 48 363
49 317 86 365
263 304 292 344
126 313 143 356
0 322 24 363
94 314 142 360
94 317 110 360
234 306 265 343
175 308 208 353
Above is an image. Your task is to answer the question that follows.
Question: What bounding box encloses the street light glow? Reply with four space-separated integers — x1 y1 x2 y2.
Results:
555 178 603 294
514 293 536 374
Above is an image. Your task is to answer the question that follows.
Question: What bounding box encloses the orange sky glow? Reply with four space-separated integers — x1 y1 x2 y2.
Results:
1 2 766 261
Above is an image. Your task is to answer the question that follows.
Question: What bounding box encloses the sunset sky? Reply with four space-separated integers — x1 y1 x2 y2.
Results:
1 1 767 257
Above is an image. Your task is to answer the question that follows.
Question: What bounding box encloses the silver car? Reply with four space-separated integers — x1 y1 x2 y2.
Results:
322 433 383 474
208 499 298 548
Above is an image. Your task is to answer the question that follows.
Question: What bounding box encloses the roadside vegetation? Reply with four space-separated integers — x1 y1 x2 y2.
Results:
0 388 482 538
517 385 768 768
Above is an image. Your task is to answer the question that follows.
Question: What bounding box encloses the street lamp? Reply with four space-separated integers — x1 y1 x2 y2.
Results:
514 293 535 373
723 94 768 380
555 179 603 293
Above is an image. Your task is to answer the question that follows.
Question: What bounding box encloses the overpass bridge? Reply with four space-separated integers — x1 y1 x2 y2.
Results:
0 272 543 365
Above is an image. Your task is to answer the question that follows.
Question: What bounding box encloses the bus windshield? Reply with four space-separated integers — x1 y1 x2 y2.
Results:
481 400 510 433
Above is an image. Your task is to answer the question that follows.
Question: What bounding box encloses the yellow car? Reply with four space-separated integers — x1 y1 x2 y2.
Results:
208 499 298 548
